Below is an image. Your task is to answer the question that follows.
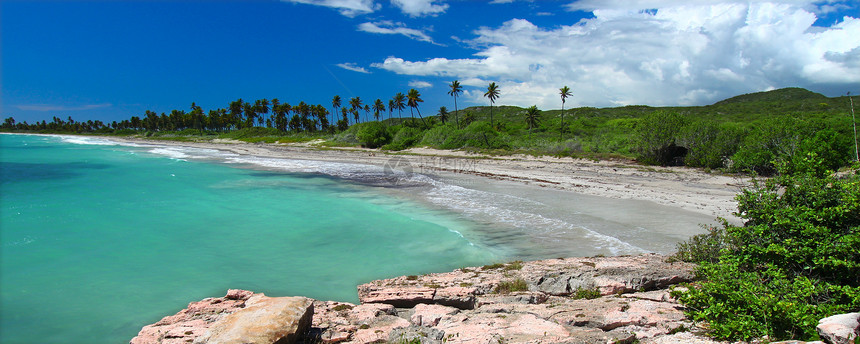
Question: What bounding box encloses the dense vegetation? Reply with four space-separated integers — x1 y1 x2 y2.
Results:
672 154 860 341
2 87 858 174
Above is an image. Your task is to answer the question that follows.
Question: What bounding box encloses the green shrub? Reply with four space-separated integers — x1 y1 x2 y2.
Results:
482 263 505 270
419 124 457 147
382 127 424 150
671 224 734 264
332 304 353 311
571 287 602 300
674 155 860 341
495 278 529 293
503 261 524 271
356 122 392 148
440 121 509 150
680 121 743 169
634 111 689 165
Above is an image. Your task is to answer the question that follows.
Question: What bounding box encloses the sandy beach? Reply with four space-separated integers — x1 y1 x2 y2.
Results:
109 137 745 224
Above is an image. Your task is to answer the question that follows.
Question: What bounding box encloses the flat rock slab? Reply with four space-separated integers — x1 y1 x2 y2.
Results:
193 296 313 344
357 254 695 310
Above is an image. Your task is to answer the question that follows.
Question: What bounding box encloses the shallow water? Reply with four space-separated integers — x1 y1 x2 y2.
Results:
0 133 714 343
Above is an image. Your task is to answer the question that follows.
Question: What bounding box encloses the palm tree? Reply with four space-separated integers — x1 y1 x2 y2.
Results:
259 99 270 127
525 105 541 138
373 99 385 122
364 104 371 123
332 95 341 128
437 106 449 124
559 86 572 140
392 93 406 125
271 98 280 129
349 97 363 123
407 88 426 126
484 82 500 129
448 80 463 129
243 102 256 128
387 99 395 123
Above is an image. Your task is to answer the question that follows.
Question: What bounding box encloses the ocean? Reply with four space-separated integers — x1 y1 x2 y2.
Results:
0 133 713 343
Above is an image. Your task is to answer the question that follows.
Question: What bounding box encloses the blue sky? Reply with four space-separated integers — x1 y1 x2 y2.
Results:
2 0 859 124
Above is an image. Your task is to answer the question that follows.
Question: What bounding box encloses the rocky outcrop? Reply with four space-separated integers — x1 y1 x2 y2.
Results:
133 254 714 344
325 254 701 343
817 313 860 344
193 296 313 344
130 291 312 344
131 289 256 344
357 254 695 307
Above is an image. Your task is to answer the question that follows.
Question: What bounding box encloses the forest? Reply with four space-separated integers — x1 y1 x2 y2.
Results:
2 86 858 175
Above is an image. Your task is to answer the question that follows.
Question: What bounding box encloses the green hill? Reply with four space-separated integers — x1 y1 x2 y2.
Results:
714 87 828 105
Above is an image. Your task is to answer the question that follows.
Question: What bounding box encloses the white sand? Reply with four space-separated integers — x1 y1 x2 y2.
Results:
109 137 745 223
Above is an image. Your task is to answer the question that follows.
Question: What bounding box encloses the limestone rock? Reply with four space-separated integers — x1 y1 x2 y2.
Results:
410 304 459 327
349 315 410 344
388 325 445 344
817 313 859 344
193 296 313 344
357 285 435 308
130 289 257 344
134 255 704 344
531 256 695 296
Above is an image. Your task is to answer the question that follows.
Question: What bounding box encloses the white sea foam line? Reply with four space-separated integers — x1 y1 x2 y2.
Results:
148 147 190 160
54 135 150 147
225 155 384 179
141 145 240 161
423 182 646 255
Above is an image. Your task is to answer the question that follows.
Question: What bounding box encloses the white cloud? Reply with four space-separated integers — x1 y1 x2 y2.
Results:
567 0 812 11
282 0 379 17
358 21 436 43
409 80 433 88
390 0 448 17
16 103 112 112
374 2 860 108
336 63 371 73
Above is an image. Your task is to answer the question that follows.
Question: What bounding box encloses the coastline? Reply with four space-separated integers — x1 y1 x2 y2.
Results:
107 136 744 223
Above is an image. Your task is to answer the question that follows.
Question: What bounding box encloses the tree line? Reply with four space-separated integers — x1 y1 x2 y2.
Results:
3 85 857 174
0 80 566 135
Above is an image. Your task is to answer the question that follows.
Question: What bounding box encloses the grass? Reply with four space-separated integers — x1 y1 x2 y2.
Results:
571 287 602 300
495 278 529 293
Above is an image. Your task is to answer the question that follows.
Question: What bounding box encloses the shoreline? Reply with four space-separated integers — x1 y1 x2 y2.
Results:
106 135 744 223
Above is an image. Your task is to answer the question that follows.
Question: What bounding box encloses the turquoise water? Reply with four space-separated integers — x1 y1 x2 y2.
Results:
0 134 500 343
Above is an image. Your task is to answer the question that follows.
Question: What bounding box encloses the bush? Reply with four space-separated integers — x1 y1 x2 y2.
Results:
634 111 689 165
495 278 529 293
382 127 424 150
680 121 743 169
419 124 457 147
571 287 602 300
355 122 391 148
440 121 509 150
673 155 860 341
